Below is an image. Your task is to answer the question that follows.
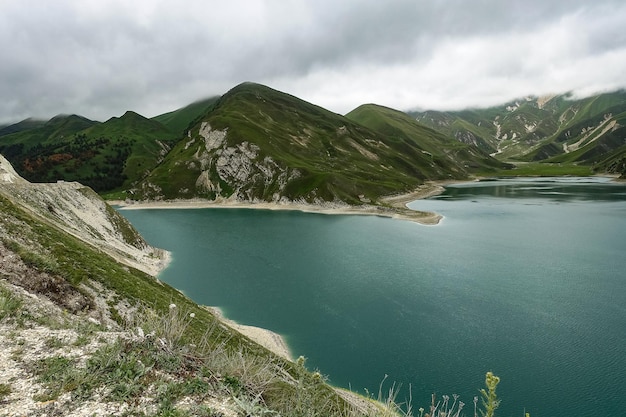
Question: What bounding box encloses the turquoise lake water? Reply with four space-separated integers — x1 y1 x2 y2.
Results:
118 177 626 417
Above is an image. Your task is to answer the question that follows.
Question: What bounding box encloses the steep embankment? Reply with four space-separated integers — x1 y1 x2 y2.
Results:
0 155 167 276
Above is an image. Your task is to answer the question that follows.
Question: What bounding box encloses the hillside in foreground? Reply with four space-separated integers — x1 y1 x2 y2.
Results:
0 155 369 416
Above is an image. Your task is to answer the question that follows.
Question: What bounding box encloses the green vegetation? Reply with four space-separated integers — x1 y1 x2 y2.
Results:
2 84 624 204
0 111 179 193
136 83 502 203
152 96 219 136
0 284 23 320
0 383 12 403
346 104 508 173
412 90 626 174
480 372 501 417
0 117 46 136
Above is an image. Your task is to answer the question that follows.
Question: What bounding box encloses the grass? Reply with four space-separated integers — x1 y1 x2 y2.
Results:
24 301 355 416
0 383 11 402
151 96 219 136
0 191 355 414
0 285 23 321
134 83 503 204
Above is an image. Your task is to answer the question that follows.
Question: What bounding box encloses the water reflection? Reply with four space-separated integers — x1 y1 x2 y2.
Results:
433 177 626 202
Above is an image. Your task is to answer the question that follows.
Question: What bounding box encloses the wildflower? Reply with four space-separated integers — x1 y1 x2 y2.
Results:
450 394 459 416
473 396 478 417
442 395 450 415
297 356 306 367
455 402 465 417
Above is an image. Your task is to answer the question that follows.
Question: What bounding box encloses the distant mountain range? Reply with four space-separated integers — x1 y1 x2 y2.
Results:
410 91 626 175
1 83 624 205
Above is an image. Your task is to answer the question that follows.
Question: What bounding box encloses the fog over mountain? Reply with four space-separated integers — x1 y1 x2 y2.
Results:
2 0 626 124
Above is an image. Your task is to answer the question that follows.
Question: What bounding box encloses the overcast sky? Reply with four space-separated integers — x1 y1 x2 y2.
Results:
2 0 626 124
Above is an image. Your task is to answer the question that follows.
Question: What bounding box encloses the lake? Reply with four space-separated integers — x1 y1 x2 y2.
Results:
118 177 626 417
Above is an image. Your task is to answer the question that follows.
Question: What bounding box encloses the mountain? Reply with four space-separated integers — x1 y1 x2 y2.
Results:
133 83 500 204
411 91 626 176
0 117 47 137
6 84 624 202
346 104 508 173
0 154 406 415
0 112 179 192
151 96 220 136
79 111 178 190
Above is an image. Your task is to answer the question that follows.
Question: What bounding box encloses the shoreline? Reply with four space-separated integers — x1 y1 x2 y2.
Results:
110 180 462 225
204 306 293 361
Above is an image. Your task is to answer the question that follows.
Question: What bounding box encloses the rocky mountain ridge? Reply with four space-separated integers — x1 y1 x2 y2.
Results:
411 91 626 175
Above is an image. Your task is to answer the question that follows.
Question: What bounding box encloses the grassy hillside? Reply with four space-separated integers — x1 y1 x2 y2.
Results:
135 83 499 203
0 117 47 136
0 175 359 416
7 83 621 201
152 96 220 136
81 111 178 190
346 104 508 172
0 112 179 192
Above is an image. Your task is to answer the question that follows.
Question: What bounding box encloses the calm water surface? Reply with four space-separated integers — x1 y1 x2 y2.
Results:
119 177 626 417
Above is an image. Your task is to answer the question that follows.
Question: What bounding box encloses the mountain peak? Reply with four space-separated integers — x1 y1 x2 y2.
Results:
121 110 147 119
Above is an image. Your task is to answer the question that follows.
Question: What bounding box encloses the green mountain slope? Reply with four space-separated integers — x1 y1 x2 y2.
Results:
411 91 626 176
0 112 179 192
152 96 219 136
346 104 508 173
134 83 497 204
0 117 47 137
79 111 178 190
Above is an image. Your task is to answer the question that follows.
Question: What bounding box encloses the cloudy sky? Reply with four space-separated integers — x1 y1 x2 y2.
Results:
2 0 626 124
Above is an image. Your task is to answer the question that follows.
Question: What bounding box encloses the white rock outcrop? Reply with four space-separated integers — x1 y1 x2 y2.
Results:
0 154 168 276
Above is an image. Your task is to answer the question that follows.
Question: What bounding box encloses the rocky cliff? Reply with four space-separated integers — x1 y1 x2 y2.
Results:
0 155 167 276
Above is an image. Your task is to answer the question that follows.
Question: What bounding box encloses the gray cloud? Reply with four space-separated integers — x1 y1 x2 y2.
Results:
1 0 625 124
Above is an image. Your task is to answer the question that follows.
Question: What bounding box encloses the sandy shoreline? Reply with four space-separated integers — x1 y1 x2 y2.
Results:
204 306 293 361
111 180 461 225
